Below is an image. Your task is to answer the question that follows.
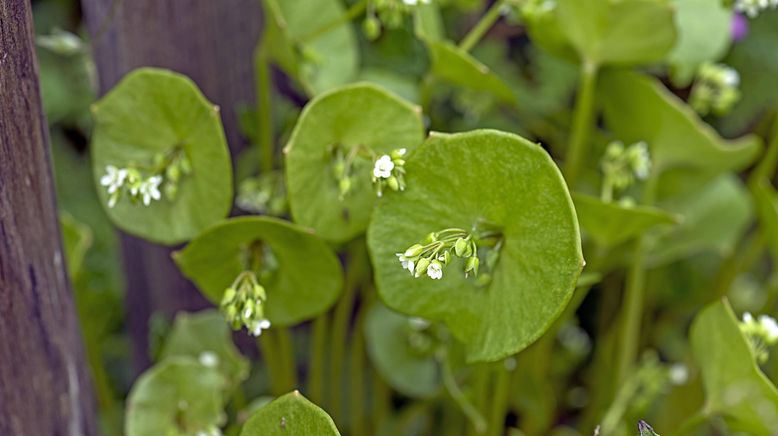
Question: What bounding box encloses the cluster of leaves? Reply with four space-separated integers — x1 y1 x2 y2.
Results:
38 0 778 434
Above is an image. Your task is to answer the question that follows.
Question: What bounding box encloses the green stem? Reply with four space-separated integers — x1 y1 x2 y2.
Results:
258 333 287 396
711 230 767 302
615 168 659 384
371 370 391 434
349 298 369 436
442 350 487 435
275 327 297 390
671 409 709 436
751 114 778 183
458 0 508 53
564 60 599 187
487 363 512 436
298 0 368 44
307 314 329 406
254 50 274 173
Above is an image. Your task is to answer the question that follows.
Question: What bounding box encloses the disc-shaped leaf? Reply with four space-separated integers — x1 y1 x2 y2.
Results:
161 310 250 391
425 40 515 103
368 130 583 362
173 217 343 326
691 299 778 432
285 83 425 243
573 193 679 247
526 0 676 66
91 68 233 245
125 357 226 436
240 391 340 436
364 302 441 399
599 70 761 173
262 0 358 95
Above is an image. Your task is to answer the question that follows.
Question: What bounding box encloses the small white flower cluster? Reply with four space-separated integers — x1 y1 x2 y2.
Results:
372 148 407 197
220 272 272 337
690 62 741 117
734 0 778 18
396 228 480 281
740 312 778 364
600 141 652 203
100 165 162 208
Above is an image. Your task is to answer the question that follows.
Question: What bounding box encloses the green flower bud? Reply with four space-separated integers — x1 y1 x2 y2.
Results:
339 177 352 197
362 16 381 40
441 250 452 265
221 287 237 306
166 164 181 182
415 257 431 277
333 160 346 179
403 244 424 258
179 155 192 174
164 183 178 201
454 238 469 257
387 175 400 191
465 256 479 277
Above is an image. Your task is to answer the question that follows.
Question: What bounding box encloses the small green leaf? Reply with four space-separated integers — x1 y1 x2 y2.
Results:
368 130 583 362
240 391 341 436
426 40 515 103
599 70 761 173
91 68 233 245
527 0 677 66
262 0 358 95
161 310 250 392
573 193 679 247
285 83 425 243
667 0 733 86
173 217 343 326
364 302 441 399
125 357 226 436
691 299 778 433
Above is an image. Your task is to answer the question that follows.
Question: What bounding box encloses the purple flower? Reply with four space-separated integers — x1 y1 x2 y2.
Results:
732 13 749 41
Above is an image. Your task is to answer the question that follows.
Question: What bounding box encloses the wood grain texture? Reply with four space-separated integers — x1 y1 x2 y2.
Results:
0 0 97 433
81 0 262 372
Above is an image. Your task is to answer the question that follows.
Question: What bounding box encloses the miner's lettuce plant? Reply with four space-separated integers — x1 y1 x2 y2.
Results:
78 0 778 434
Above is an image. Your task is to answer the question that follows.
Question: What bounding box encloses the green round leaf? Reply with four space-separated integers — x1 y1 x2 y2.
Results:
691 299 778 432
285 83 425 243
240 391 340 436
161 310 250 391
125 357 226 436
173 217 343 326
364 302 441 399
573 193 679 247
368 130 583 362
91 68 233 245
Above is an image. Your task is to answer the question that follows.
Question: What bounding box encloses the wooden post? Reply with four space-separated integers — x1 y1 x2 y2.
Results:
80 0 262 372
0 0 97 434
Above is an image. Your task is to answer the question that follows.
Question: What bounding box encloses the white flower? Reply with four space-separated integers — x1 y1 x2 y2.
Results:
743 312 754 324
427 260 443 279
250 319 272 337
243 306 253 319
721 68 740 87
668 363 688 385
396 253 415 274
759 315 778 342
139 176 162 206
397 148 407 156
373 155 395 179
408 317 431 330
403 0 430 4
199 351 219 368
100 165 127 194
629 142 651 180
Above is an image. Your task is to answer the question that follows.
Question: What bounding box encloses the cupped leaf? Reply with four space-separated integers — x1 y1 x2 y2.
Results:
368 130 583 362
125 357 226 436
365 302 441 399
240 391 340 436
573 193 679 247
161 310 250 391
91 68 233 245
599 70 761 173
173 217 343 326
425 40 515 103
262 0 358 95
526 0 677 66
285 83 425 243
691 299 778 433
667 0 733 86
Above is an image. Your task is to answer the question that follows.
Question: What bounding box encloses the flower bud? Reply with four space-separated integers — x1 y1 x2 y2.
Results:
403 244 424 258
362 16 381 41
465 256 479 277
221 287 237 306
387 175 400 191
454 238 468 257
415 257 431 277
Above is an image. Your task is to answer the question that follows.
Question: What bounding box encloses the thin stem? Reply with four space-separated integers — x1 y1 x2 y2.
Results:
487 363 512 436
298 0 368 44
711 230 767 302
458 0 508 53
307 314 329 406
254 50 274 173
349 297 369 436
751 113 778 183
564 60 599 187
615 168 660 384
442 350 487 435
258 333 286 396
275 327 298 390
371 370 391 434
